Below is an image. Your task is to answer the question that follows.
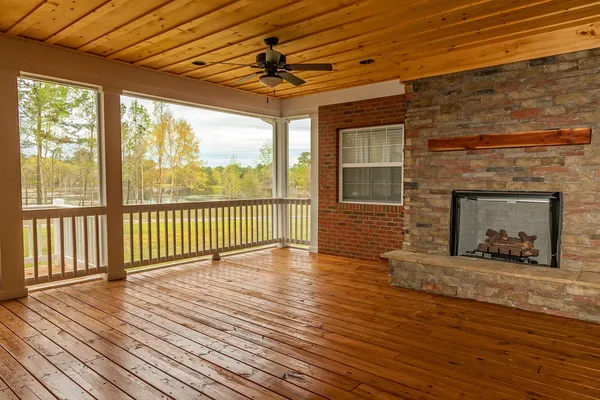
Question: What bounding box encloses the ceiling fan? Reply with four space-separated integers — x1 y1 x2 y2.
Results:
192 37 333 88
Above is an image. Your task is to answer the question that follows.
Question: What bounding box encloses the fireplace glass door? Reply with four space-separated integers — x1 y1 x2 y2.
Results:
450 191 562 268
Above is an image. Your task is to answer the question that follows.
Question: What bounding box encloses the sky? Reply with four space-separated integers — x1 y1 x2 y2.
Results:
122 96 310 168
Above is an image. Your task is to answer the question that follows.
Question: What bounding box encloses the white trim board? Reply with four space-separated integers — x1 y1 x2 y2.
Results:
0 34 281 118
280 80 405 118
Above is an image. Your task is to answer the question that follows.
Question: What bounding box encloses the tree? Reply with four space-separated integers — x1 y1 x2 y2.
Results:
165 118 200 201
70 90 99 206
18 78 74 204
218 156 243 199
149 101 172 203
122 101 150 204
289 151 311 197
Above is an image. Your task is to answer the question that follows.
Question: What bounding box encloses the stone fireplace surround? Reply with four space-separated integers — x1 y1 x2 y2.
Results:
382 50 600 322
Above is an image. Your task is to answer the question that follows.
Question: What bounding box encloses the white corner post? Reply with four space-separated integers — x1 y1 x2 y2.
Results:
274 118 289 247
101 88 126 280
309 113 319 253
0 68 27 300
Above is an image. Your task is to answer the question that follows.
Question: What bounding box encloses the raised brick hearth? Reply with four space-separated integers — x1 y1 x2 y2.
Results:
383 49 600 321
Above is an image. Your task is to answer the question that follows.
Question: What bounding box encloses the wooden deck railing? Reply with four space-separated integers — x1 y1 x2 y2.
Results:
22 198 310 283
22 206 107 286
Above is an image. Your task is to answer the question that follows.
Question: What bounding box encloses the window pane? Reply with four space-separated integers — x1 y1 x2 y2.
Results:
388 144 404 163
19 78 100 207
371 130 386 146
342 131 356 148
289 118 311 198
387 129 404 145
370 146 386 163
341 166 402 204
121 95 273 204
342 148 357 163
343 168 357 184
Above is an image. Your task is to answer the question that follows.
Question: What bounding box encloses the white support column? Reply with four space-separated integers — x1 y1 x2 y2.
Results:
309 113 319 254
0 68 27 300
101 88 126 280
274 118 289 247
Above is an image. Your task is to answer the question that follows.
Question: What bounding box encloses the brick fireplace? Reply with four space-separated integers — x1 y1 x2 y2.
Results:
383 49 600 322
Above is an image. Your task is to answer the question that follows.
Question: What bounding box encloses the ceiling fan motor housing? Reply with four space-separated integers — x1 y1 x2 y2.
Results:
256 53 286 69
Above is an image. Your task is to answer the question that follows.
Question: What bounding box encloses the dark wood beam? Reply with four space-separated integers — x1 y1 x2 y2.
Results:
428 128 592 152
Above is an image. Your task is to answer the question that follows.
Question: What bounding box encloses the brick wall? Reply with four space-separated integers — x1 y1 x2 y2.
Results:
318 95 405 260
403 50 600 272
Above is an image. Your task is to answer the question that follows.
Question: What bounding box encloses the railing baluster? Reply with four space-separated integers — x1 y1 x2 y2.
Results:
201 208 206 253
32 217 39 283
59 215 65 279
83 214 89 275
172 209 177 258
156 209 161 261
94 214 100 269
233 206 237 248
46 215 52 281
71 215 77 274
220 206 225 252
129 212 134 266
165 210 169 259
208 208 213 252
148 210 152 263
180 208 185 257
138 211 143 264
194 208 198 256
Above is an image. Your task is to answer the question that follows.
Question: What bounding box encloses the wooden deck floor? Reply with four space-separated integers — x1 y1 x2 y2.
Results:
1 248 600 400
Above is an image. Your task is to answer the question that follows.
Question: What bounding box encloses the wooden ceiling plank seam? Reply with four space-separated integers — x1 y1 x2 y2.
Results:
76 0 192 52
6 0 55 36
45 0 129 44
385 7 600 64
136 0 355 69
398 21 600 81
135 0 303 67
389 0 600 58
104 0 245 60
181 0 554 82
173 0 429 77
173 0 493 78
262 2 600 79
126 0 368 68
203 0 566 86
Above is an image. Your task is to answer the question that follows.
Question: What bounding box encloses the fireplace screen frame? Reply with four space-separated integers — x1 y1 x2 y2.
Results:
449 190 563 268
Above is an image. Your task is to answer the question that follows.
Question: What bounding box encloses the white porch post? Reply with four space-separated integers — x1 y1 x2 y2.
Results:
309 113 319 253
274 118 289 247
101 89 126 280
0 68 27 300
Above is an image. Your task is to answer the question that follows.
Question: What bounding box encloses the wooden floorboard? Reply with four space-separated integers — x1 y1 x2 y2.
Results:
2 248 600 399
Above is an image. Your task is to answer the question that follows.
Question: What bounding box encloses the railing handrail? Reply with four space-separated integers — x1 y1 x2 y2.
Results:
22 206 107 219
122 197 284 212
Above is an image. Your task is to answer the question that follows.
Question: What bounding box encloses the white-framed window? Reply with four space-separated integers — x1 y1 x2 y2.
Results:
339 124 404 205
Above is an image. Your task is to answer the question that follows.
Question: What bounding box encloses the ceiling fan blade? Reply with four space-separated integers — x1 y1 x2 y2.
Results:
279 71 306 86
285 63 333 71
193 60 256 67
236 72 263 84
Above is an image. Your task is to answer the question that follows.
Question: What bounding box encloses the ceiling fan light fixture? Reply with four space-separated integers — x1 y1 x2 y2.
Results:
259 74 283 88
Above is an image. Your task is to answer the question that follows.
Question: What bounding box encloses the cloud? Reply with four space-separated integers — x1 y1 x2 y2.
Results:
122 96 313 167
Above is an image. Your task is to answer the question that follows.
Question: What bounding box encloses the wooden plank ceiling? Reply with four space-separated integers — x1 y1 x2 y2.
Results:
2 0 600 98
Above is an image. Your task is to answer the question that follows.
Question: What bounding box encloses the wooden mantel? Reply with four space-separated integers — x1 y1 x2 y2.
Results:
428 128 591 152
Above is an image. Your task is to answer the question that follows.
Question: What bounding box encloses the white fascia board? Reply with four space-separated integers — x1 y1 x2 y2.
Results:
280 80 405 118
0 34 281 118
